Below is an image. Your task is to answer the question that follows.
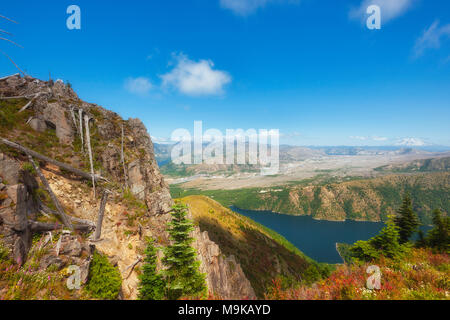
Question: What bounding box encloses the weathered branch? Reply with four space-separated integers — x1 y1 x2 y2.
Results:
123 257 142 280
28 155 74 230
0 137 107 182
18 93 40 113
94 190 110 240
0 50 26 77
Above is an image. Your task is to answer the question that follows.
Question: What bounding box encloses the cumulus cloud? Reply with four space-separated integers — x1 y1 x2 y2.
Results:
349 0 414 23
124 77 153 95
161 54 231 96
413 20 450 58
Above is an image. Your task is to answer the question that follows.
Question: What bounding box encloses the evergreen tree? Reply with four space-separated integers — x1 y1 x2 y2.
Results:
351 215 404 261
394 194 420 244
138 238 165 300
426 209 450 253
162 203 206 300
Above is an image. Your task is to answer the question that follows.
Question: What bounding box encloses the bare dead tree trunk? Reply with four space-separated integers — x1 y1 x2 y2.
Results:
0 137 106 182
94 190 110 240
84 114 96 198
28 155 74 231
70 106 79 134
121 123 128 189
79 108 84 153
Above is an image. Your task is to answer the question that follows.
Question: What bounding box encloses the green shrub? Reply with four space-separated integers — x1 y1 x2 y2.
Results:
0 241 10 262
21 162 36 175
86 251 122 300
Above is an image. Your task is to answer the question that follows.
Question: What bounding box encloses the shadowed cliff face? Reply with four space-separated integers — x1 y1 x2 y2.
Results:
0 74 256 300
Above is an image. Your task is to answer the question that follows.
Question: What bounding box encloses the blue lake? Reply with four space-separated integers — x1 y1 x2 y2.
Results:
230 206 386 264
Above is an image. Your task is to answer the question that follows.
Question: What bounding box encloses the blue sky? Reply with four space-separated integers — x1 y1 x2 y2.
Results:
1 0 450 146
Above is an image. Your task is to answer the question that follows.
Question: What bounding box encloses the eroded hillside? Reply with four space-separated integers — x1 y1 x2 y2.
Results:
172 173 449 223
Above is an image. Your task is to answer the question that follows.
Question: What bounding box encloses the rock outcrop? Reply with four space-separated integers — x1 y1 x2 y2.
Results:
192 228 256 299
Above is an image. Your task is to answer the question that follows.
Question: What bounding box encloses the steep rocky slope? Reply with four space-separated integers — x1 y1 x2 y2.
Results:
0 74 255 299
181 195 330 298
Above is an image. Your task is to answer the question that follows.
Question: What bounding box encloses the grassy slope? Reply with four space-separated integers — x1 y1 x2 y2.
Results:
180 195 331 298
171 172 450 224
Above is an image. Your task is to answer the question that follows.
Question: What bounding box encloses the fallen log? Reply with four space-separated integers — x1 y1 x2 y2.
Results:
0 73 19 81
28 155 74 230
0 94 36 100
0 137 107 182
29 221 92 233
39 202 95 227
94 190 111 240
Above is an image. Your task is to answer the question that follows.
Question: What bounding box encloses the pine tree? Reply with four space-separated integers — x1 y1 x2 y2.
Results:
394 194 420 244
350 215 404 261
426 209 450 253
138 238 165 300
370 216 404 258
162 203 206 300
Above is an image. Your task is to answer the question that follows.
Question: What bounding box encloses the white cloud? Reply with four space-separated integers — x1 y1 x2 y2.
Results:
350 136 368 141
220 0 270 16
220 0 298 16
350 135 388 142
161 54 231 96
350 0 414 23
372 136 388 142
124 77 153 95
413 21 450 58
394 138 428 147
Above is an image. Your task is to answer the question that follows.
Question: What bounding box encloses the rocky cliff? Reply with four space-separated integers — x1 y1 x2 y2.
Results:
0 74 255 299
